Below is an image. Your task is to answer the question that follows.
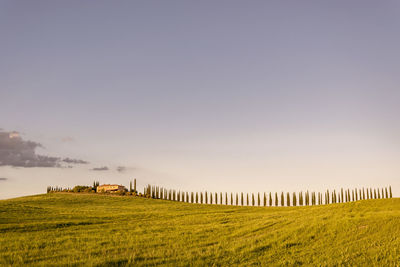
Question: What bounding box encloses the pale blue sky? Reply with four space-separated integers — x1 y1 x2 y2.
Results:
1 1 399 199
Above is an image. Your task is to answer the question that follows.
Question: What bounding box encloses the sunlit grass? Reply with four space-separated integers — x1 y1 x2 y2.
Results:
0 193 399 266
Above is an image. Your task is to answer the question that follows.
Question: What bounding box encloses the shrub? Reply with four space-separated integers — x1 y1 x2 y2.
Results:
73 185 91 193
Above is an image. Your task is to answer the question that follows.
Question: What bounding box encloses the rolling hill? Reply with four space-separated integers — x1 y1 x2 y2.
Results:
1 193 399 266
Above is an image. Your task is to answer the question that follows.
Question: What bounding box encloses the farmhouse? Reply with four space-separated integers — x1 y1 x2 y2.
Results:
96 184 126 193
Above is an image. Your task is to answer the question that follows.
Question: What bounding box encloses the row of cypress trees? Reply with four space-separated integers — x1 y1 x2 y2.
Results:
143 185 393 206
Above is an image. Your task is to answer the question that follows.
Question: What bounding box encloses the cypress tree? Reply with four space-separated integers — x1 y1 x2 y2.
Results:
362 188 365 200
241 192 244 206
252 193 255 206
231 193 233 206
269 192 272 206
293 192 297 206
381 188 384 199
200 192 203 204
378 189 381 199
341 188 344 203
281 192 284 206
374 189 377 199
299 192 303 206
221 192 223 205
355 189 358 201
275 192 278 207
134 179 137 193
305 191 308 206
305 191 309 206
129 181 133 193
225 192 228 205
258 193 260 206
385 187 388 199
389 186 392 198
247 193 249 206
327 190 330 204
236 193 239 206
264 193 267 207
287 192 290 206
195 192 198 203
310 192 314 205
215 192 218 204
210 192 213 204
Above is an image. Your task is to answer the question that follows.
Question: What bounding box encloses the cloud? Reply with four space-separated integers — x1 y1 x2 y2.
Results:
116 166 126 172
91 166 109 171
0 177 7 181
0 129 88 168
62 158 88 164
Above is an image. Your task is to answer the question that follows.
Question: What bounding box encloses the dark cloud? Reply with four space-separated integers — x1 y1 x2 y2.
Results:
116 166 126 172
62 158 88 164
0 130 88 168
91 166 109 171
0 177 7 181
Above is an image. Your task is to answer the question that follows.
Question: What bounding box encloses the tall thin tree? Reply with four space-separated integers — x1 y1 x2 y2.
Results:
264 192 267 207
268 192 271 206
293 192 297 206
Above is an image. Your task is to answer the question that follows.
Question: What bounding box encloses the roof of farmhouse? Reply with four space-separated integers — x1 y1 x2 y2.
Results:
98 184 123 187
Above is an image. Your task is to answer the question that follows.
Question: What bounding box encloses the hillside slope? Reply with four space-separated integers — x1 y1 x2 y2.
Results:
0 193 399 266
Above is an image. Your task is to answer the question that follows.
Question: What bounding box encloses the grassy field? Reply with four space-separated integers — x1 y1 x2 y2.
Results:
0 193 399 266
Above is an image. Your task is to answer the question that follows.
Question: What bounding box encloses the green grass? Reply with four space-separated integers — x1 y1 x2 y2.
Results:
0 193 399 266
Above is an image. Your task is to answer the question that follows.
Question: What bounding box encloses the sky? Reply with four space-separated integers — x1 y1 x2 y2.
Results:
1 1 400 199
